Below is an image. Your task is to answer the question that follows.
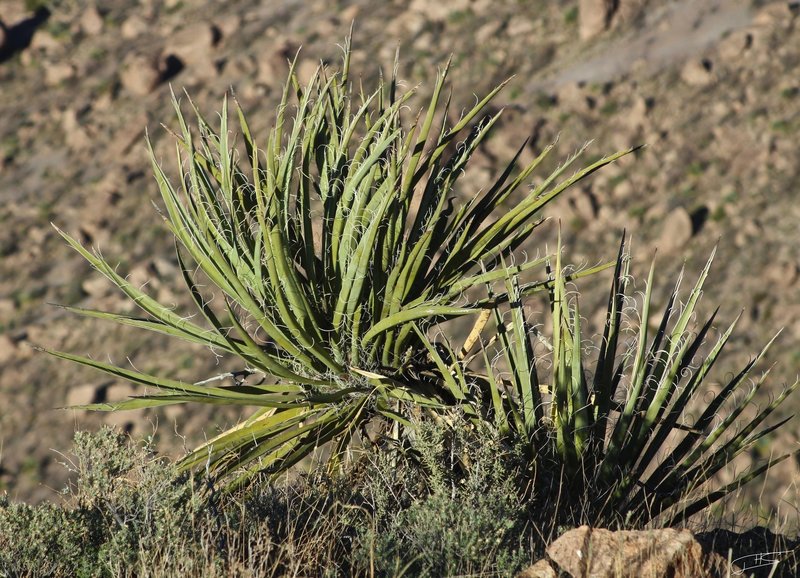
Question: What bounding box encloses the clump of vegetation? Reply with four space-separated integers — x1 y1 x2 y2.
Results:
17 37 798 574
48 39 630 485
3 419 798 576
0 429 203 577
0 425 538 577
480 241 798 527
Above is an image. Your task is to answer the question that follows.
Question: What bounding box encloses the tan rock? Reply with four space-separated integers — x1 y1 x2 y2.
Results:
0 298 16 322
613 179 634 200
508 18 535 37
657 207 693 253
385 10 426 37
255 52 280 87
127 263 153 289
339 4 360 23
753 2 798 28
223 53 258 85
476 20 503 43
106 383 138 402
62 108 91 151
82 275 111 298
152 256 177 279
765 259 799 288
0 333 17 365
571 190 596 221
612 0 645 26
163 404 185 422
485 111 529 161
528 526 742 578
120 53 161 95
80 6 104 36
163 21 219 68
77 221 111 247
121 15 149 39
556 82 590 112
717 29 753 62
644 200 668 222
297 59 320 86
624 95 651 130
680 58 715 87
44 61 76 86
313 17 337 40
103 411 136 433
66 383 100 407
0 2 28 25
515 559 556 578
579 0 613 40
214 13 241 40
29 31 61 53
110 113 148 156
408 0 469 21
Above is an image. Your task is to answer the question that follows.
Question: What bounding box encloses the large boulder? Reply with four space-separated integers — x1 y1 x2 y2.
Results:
518 526 742 578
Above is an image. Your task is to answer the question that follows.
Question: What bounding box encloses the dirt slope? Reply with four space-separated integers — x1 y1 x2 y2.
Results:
0 0 798 518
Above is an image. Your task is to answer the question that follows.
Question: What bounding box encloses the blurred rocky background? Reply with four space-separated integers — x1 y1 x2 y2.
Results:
0 0 798 528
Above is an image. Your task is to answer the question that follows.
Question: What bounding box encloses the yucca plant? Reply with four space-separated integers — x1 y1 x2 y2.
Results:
472 236 799 526
46 43 630 484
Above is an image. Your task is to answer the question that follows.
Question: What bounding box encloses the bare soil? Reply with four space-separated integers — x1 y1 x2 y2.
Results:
0 0 798 530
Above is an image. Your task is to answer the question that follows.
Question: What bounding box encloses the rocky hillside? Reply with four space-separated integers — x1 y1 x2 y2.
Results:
0 0 798 515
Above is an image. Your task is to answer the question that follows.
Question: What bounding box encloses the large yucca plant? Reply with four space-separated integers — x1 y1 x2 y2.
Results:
470 237 799 526
47 44 630 484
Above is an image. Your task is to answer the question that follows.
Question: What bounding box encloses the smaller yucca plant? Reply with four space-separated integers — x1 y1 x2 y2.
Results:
472 237 799 526
46 43 630 485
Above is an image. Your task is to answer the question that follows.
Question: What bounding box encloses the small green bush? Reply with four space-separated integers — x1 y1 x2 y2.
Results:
1 428 205 578
0 498 97 577
0 425 537 577
4 414 799 576
357 419 533 577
